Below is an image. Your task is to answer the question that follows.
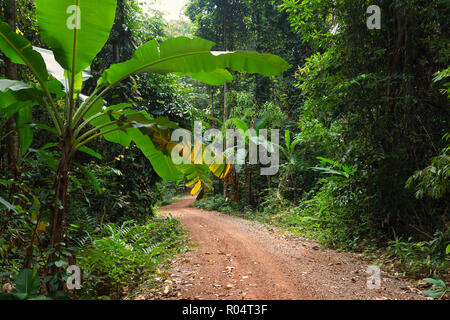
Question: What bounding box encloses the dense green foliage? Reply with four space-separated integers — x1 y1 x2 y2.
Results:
1 0 449 300
192 0 449 284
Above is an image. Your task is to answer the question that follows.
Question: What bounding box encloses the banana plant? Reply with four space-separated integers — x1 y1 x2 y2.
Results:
0 0 289 253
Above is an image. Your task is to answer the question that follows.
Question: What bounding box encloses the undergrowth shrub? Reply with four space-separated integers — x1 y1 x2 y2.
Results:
384 228 449 278
75 216 186 298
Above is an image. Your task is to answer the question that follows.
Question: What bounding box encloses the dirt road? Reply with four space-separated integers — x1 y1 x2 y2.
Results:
158 197 425 300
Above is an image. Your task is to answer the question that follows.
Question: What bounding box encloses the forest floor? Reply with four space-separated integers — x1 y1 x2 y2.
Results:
155 196 427 300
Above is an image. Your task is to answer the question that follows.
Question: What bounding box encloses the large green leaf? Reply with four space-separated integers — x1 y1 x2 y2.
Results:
213 50 291 76
128 127 183 181
0 80 38 112
78 103 183 180
15 268 40 297
16 105 33 156
35 0 117 75
0 81 35 153
0 22 48 82
0 80 33 92
33 46 91 91
100 37 290 87
0 102 32 128
176 69 234 86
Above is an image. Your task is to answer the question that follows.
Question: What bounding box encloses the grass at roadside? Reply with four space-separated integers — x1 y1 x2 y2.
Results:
156 194 187 207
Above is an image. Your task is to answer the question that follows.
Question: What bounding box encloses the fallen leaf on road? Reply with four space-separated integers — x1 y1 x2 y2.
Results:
163 286 170 295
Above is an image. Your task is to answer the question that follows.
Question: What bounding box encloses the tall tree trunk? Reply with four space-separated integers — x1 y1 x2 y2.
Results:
210 89 215 121
223 81 229 198
221 2 229 199
248 166 252 206
113 0 124 63
5 0 21 185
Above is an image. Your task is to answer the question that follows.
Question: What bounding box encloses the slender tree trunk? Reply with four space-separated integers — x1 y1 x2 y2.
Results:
113 0 124 63
210 89 215 121
5 0 21 185
231 167 239 203
222 81 229 200
50 135 73 251
221 2 229 199
248 166 252 205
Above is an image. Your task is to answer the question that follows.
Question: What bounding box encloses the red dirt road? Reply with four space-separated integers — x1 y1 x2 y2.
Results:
158 197 425 300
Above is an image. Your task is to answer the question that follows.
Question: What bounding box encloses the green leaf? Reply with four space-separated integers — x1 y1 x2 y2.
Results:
82 103 132 147
446 244 450 255
0 102 30 126
422 289 445 299
28 123 58 135
0 86 39 113
79 146 102 160
0 22 48 82
78 164 102 194
176 69 234 85
0 292 28 300
33 46 91 92
0 80 41 108
100 37 290 87
0 79 33 92
285 130 291 150
291 139 301 151
15 268 40 296
423 278 446 287
28 147 58 170
226 118 249 132
35 0 117 75
16 105 33 156
0 196 18 213
128 127 183 181
255 117 270 134
213 50 291 76
421 278 447 299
